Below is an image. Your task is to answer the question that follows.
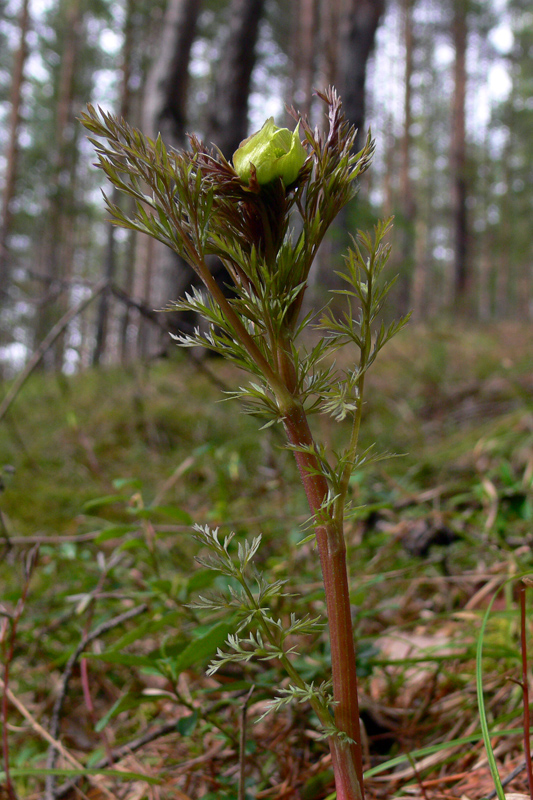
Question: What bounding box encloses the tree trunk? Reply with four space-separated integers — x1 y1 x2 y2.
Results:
310 0 385 297
134 0 202 357
143 0 201 146
197 0 267 331
399 0 416 312
451 0 468 300
93 0 135 366
142 0 266 353
288 0 318 117
33 0 82 370
205 0 266 157
320 0 342 90
338 0 385 151
0 0 30 302
400 0 414 216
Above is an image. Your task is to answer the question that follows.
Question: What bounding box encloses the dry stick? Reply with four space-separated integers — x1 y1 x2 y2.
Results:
520 583 533 800
152 454 197 507
0 510 11 552
238 686 255 800
0 676 87 770
44 603 147 800
486 761 528 799
405 752 430 800
0 676 115 800
1 544 38 798
24 274 215 372
4 513 300 546
0 278 107 424
1 269 256 427
54 717 193 799
108 281 232 392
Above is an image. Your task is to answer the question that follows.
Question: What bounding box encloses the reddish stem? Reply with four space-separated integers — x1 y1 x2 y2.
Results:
282 401 364 800
519 584 533 800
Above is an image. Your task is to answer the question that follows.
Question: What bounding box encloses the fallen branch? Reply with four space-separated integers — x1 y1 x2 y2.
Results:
0 676 117 800
54 717 190 799
0 278 108 423
44 603 147 800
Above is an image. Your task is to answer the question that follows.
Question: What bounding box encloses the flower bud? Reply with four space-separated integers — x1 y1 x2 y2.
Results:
233 118 306 187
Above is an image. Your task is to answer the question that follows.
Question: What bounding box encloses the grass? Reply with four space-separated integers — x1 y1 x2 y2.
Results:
1 321 533 799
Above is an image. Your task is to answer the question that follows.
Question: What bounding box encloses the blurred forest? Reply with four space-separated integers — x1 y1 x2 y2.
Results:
0 0 531 379
1 3 533 797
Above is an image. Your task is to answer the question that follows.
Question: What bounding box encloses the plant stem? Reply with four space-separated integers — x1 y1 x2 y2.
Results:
281 398 364 800
239 569 334 730
336 255 373 527
335 371 366 529
519 583 533 800
189 250 293 406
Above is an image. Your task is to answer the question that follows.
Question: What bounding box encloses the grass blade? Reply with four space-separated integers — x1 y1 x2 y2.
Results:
476 589 506 800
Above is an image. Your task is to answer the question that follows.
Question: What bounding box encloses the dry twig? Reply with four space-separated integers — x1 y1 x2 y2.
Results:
44 603 147 800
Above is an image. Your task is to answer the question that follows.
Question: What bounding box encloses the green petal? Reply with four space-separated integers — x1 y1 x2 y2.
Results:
233 119 306 187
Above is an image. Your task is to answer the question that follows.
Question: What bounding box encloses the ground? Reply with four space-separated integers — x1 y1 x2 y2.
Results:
0 321 532 799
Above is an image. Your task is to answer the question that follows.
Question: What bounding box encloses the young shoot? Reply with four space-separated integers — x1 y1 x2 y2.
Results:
81 87 409 800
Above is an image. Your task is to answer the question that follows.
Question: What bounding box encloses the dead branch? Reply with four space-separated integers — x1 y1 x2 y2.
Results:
44 603 148 800
0 278 108 424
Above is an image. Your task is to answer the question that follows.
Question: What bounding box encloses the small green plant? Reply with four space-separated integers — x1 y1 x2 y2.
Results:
81 87 410 800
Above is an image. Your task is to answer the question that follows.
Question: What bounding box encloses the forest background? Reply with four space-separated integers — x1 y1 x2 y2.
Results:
0 0 531 375
1 1 533 799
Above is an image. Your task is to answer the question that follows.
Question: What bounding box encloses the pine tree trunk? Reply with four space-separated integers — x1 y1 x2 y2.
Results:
399 0 416 313
451 0 468 300
134 0 202 357
288 0 317 117
143 0 201 146
145 0 266 351
320 0 342 90
93 0 135 366
0 0 30 301
206 0 266 157
338 0 385 152
311 0 384 296
34 0 82 370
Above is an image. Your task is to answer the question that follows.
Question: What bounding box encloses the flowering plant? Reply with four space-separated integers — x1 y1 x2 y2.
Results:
81 88 409 800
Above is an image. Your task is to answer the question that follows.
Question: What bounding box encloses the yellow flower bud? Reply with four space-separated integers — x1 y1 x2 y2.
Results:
233 118 306 187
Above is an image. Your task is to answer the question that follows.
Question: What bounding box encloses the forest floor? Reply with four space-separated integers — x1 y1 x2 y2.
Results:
1 321 533 800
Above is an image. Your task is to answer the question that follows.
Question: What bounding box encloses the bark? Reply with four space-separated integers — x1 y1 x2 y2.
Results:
143 0 201 145
134 0 202 357
320 0 342 89
0 0 30 300
195 0 268 339
451 0 468 299
92 211 117 365
337 0 386 151
310 0 385 296
400 0 414 217
205 0 266 156
145 0 266 351
119 203 139 363
289 0 318 117
399 0 416 312
33 0 82 369
93 0 135 365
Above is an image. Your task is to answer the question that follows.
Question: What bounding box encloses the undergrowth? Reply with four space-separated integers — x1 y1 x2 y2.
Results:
1 322 533 799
